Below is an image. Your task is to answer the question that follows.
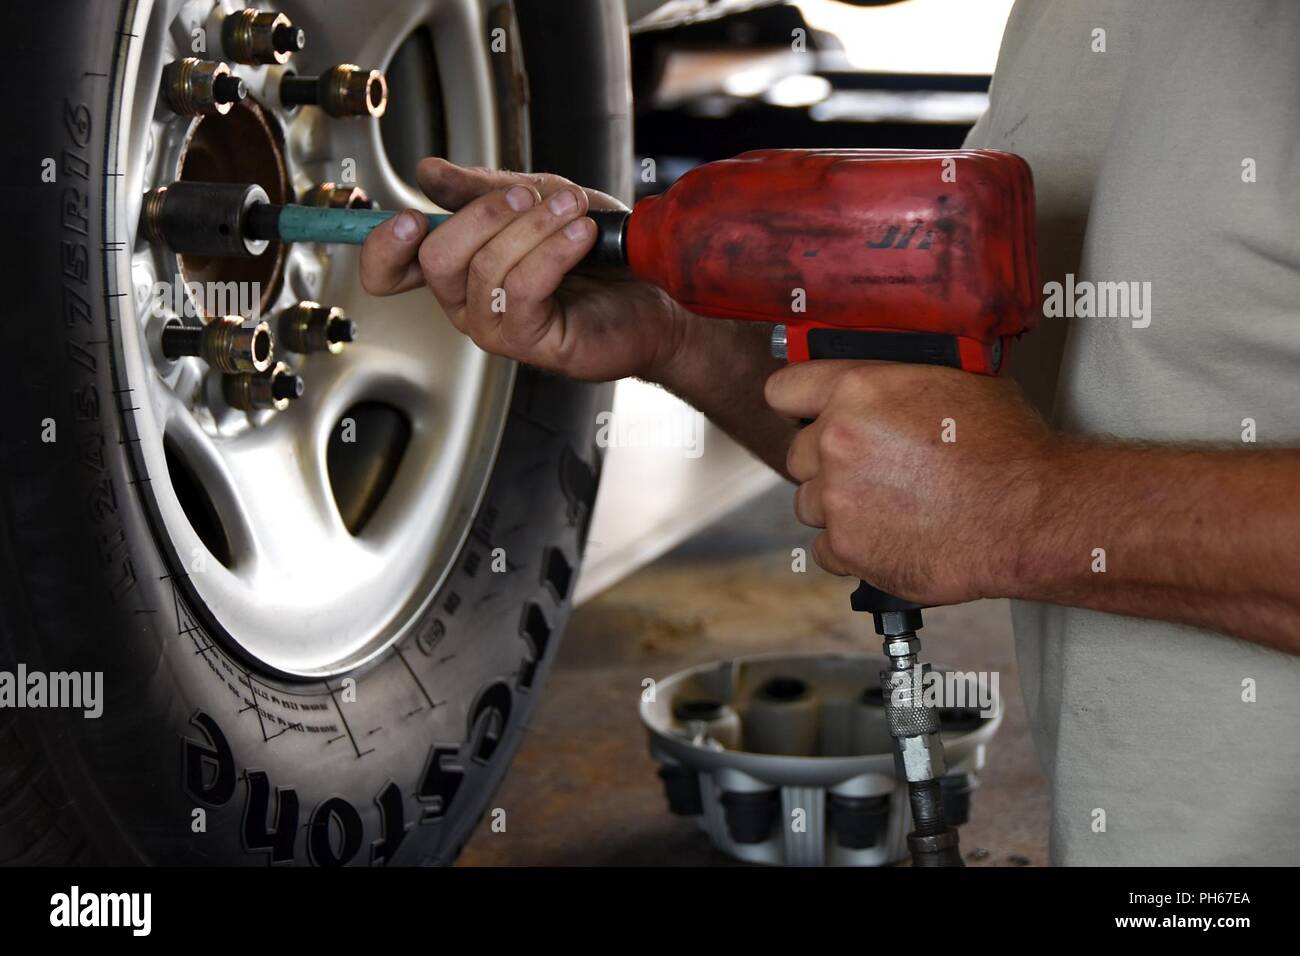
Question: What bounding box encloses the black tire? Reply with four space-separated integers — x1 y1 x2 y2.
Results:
0 0 629 865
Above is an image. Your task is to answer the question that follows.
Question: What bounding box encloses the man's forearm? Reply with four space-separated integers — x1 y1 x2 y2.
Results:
651 311 797 477
1011 440 1300 653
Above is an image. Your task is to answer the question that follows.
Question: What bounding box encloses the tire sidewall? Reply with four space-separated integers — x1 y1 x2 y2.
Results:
0 0 627 865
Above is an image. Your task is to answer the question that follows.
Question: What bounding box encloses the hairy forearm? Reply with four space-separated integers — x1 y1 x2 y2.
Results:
651 310 797 476
1010 440 1300 653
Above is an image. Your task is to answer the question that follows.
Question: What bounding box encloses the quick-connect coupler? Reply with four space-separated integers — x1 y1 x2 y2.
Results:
161 58 247 116
881 655 947 781
279 65 387 117
221 9 305 65
161 317 275 374
223 361 304 412
276 302 356 354
875 612 964 867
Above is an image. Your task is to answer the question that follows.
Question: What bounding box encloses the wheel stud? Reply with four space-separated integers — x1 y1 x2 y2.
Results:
223 361 304 412
276 302 356 354
304 182 377 210
222 9 305 65
280 65 388 117
162 316 275 374
162 58 247 116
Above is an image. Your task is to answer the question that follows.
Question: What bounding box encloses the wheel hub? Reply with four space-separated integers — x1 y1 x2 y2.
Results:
177 98 290 315
120 0 517 677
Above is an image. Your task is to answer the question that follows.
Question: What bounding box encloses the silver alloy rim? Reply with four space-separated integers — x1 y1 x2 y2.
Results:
113 0 516 677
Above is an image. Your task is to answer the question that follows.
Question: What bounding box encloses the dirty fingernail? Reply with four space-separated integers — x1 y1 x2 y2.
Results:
392 211 421 241
506 186 535 212
549 189 578 216
564 218 591 241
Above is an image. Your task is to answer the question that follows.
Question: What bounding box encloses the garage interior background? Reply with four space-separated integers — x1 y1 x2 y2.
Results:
461 0 1049 866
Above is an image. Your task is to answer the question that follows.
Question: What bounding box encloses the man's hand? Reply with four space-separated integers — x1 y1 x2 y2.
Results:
766 359 1300 653
766 360 1055 605
359 158 687 382
357 157 796 475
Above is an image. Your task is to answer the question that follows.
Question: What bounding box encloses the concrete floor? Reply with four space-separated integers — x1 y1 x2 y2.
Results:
460 484 1050 866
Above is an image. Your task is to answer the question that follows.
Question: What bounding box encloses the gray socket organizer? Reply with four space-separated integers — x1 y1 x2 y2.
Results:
640 651 1001 866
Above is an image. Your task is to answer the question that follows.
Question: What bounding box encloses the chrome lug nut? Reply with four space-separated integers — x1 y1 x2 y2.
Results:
222 9 305 65
304 182 377 210
162 316 275 374
223 361 304 412
277 302 356 355
162 58 246 116
280 64 387 117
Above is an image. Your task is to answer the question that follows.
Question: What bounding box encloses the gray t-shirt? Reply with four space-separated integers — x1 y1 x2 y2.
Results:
965 0 1300 864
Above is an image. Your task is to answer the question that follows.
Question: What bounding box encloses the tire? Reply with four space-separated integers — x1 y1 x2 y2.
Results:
0 0 629 865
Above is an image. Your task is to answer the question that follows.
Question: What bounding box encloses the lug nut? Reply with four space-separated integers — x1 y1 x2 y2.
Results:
280 65 387 117
223 361 304 412
222 9 305 65
276 302 356 354
162 316 275 373
162 58 246 116
304 182 377 210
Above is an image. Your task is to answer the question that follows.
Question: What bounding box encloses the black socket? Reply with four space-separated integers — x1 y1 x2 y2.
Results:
720 789 780 844
149 182 266 258
656 764 703 817
827 793 892 850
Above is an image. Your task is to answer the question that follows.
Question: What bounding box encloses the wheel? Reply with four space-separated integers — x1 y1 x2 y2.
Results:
0 0 629 865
